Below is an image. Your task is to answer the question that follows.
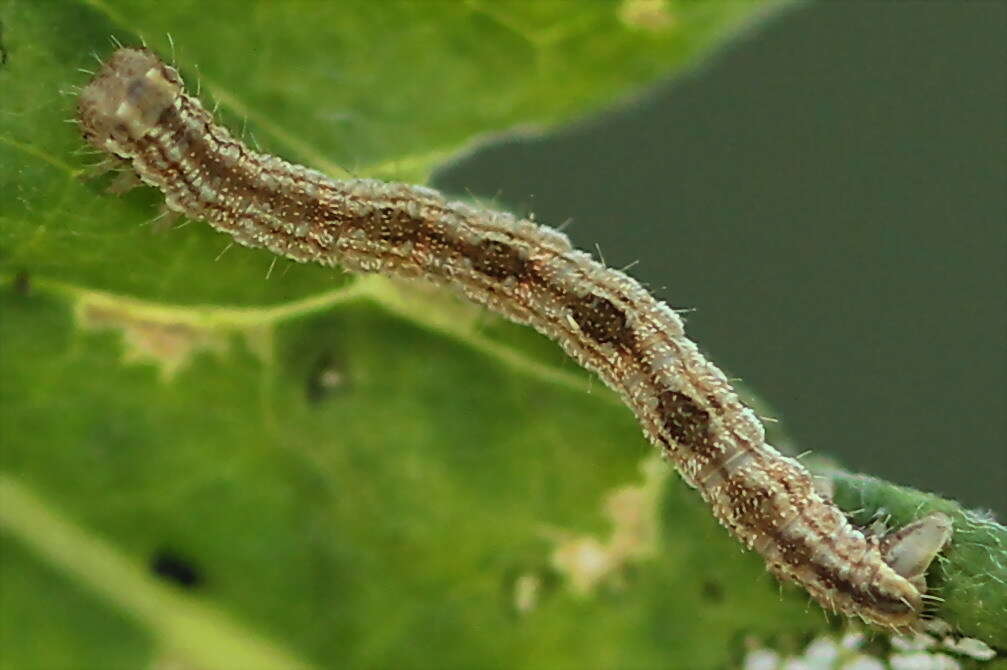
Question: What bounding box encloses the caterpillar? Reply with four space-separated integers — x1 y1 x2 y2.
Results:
76 46 953 631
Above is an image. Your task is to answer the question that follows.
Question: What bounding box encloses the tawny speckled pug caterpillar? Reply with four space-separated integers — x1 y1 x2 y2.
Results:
76 47 953 631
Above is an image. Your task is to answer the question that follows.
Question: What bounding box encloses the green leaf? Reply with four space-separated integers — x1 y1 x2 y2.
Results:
1 2 1004 669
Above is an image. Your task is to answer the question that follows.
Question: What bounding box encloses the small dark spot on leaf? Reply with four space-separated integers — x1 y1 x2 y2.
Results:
0 22 7 68
12 270 30 296
701 580 723 602
307 352 348 404
150 549 202 588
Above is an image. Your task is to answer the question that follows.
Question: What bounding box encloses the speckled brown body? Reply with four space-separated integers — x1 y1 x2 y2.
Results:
77 47 951 630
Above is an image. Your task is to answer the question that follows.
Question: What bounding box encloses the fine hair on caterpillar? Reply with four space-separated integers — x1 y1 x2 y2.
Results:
76 46 955 631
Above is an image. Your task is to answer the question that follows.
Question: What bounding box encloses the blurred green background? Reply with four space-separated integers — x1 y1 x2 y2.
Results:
438 1 1007 519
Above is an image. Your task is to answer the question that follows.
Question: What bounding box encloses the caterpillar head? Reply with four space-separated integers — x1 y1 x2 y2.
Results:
77 47 183 158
